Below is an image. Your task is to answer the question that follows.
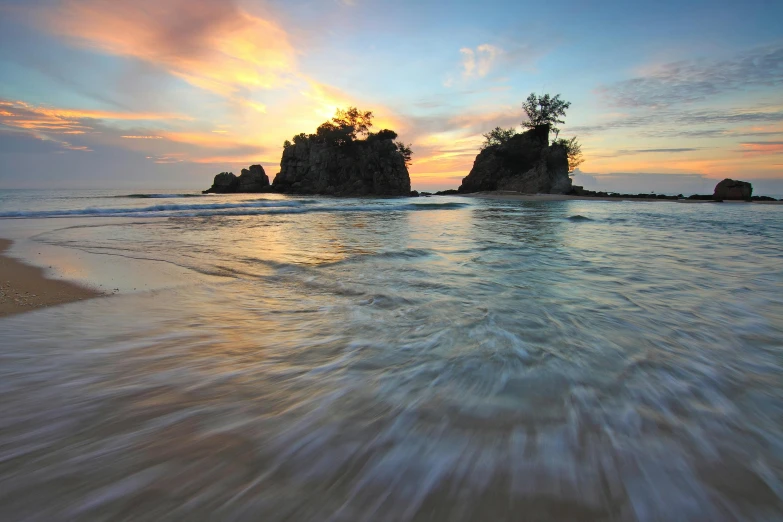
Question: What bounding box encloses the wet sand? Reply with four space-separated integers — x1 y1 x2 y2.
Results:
460 190 783 203
0 238 103 317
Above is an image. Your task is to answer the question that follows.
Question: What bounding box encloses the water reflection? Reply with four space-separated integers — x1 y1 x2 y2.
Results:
1 197 783 521
470 200 569 248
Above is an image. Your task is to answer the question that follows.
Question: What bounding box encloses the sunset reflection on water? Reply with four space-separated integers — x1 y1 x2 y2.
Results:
1 195 782 521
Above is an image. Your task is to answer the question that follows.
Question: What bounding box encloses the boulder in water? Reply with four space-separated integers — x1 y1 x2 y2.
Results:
203 172 239 194
713 179 752 201
203 165 271 194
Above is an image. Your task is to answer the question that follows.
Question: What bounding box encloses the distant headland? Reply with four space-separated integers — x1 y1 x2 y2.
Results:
204 95 779 202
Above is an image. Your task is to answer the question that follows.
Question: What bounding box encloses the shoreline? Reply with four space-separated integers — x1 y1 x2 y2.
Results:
0 238 104 318
457 191 783 204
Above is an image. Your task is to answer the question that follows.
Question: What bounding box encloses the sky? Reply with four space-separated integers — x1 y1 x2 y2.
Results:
0 0 781 193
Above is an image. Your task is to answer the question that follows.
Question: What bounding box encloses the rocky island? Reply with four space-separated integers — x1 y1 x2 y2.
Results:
203 108 412 197
458 93 580 195
458 125 571 194
202 96 779 203
203 165 270 194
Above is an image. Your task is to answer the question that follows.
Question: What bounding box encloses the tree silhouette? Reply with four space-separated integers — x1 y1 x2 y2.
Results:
554 136 584 173
395 142 413 166
368 129 398 141
481 126 517 149
521 93 571 136
331 107 374 140
282 108 413 168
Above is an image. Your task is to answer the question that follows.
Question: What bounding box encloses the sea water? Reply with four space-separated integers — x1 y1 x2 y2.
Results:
0 190 782 521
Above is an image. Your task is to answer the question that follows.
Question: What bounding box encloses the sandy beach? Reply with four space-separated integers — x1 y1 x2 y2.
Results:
0 238 104 317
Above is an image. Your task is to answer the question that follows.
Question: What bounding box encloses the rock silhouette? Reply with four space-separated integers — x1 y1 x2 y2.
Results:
713 179 752 201
203 165 270 194
273 138 410 196
458 126 571 194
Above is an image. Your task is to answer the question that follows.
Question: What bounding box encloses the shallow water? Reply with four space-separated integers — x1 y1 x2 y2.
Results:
1 191 783 521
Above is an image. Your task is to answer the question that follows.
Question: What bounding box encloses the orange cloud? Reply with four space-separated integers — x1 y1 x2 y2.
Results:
0 100 189 135
42 0 296 96
739 142 783 156
160 131 262 150
191 155 278 165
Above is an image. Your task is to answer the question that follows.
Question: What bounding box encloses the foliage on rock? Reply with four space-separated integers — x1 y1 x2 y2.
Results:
281 107 412 168
521 92 571 135
274 107 412 196
553 136 584 173
481 127 517 150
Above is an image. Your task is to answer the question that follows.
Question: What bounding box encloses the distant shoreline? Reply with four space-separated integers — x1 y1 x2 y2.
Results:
457 191 783 204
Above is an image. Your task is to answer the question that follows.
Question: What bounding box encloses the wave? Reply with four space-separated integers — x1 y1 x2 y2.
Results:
567 215 593 221
0 200 469 219
0 199 306 218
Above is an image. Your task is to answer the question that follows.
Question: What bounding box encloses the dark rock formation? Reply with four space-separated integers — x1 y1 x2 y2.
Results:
203 165 271 194
203 172 239 194
713 179 752 201
272 139 410 196
434 189 459 195
238 165 270 192
458 126 571 194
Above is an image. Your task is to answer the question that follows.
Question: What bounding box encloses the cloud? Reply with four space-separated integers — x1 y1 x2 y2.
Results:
565 106 783 136
0 99 190 135
738 141 783 155
460 44 503 79
590 148 702 158
622 148 700 154
0 97 274 166
40 0 297 97
599 44 783 107
0 129 69 154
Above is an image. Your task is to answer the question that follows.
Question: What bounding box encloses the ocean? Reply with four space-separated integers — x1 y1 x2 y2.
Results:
1 189 782 521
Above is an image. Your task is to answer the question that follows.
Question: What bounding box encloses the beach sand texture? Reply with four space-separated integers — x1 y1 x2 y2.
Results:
0 239 102 317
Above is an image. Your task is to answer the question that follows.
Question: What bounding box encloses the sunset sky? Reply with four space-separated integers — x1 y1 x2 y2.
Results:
0 0 781 192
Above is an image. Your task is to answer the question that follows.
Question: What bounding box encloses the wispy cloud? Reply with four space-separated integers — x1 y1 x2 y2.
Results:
598 44 783 107
738 141 783 156
0 97 272 164
460 44 503 79
40 0 297 97
0 99 190 135
590 148 702 158
566 106 783 136
0 99 186 152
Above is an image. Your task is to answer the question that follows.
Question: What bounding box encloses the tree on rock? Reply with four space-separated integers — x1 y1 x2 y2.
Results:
395 142 413 166
276 107 413 196
481 127 517 149
331 107 374 140
554 136 584 173
521 93 571 136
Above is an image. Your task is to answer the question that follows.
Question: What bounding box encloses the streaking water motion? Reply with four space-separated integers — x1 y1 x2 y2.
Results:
0 191 782 521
